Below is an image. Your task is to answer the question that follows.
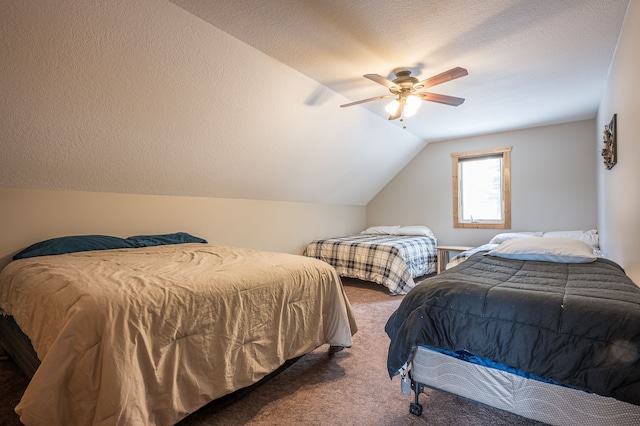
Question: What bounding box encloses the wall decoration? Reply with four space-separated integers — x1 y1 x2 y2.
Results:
602 114 617 170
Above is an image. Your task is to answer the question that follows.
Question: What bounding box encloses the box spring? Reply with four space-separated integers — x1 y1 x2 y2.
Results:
0 315 39 379
410 346 640 426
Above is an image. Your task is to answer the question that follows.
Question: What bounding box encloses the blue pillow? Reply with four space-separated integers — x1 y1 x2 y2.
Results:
13 235 139 260
126 232 207 247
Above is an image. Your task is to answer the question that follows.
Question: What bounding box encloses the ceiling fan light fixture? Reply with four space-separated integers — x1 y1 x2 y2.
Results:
385 99 400 115
406 95 421 109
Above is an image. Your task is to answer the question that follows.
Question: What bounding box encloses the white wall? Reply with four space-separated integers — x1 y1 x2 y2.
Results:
597 0 640 284
0 188 364 270
0 0 405 274
366 120 598 248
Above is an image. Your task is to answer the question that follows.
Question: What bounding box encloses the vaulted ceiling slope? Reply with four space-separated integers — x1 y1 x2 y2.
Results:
0 1 629 207
172 0 629 141
0 0 425 206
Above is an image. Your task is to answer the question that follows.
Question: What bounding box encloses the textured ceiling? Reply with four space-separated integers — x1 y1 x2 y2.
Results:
172 0 629 141
0 0 428 206
0 1 631 207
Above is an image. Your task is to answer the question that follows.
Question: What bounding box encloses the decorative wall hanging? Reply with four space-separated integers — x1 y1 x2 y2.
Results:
602 113 617 170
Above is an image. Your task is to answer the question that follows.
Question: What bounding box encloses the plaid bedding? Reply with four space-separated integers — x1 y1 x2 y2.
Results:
303 234 437 295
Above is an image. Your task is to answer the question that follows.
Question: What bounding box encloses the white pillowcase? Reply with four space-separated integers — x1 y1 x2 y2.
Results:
488 232 543 245
396 225 435 237
360 225 435 238
487 237 597 263
542 229 599 249
361 225 401 235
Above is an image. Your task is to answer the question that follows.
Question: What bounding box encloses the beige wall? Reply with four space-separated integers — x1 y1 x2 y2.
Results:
366 120 598 248
597 0 640 284
0 188 365 270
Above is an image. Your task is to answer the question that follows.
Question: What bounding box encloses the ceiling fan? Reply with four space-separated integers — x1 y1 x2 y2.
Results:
340 67 468 123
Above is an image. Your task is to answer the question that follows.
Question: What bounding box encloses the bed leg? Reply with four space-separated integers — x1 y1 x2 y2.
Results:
0 346 7 362
328 345 344 355
409 380 424 416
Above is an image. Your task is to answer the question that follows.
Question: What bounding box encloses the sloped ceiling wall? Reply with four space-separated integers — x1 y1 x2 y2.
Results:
0 0 424 206
170 0 629 143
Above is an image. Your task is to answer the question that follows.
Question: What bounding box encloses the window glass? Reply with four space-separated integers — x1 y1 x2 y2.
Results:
452 147 511 229
460 156 503 222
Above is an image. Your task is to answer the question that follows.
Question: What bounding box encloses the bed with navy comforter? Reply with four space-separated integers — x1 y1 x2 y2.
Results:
386 251 640 405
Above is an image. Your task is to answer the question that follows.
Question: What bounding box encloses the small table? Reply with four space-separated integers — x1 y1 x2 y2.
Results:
437 245 473 274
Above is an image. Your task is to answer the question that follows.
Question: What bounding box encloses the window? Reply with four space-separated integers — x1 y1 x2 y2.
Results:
451 146 511 229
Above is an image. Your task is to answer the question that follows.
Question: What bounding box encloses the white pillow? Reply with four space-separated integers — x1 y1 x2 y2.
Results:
488 232 543 245
396 225 435 237
361 225 401 235
542 229 599 249
487 237 597 263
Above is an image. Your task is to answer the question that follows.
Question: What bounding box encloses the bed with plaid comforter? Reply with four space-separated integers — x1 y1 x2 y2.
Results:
303 234 437 295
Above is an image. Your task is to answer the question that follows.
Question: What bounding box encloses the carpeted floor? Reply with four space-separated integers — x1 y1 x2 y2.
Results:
0 278 545 425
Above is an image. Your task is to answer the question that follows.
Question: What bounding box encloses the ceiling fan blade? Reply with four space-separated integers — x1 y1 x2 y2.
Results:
418 67 468 89
340 94 393 108
364 74 398 91
418 92 465 106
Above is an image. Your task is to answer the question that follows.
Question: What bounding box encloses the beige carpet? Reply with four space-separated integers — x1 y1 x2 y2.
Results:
0 278 544 425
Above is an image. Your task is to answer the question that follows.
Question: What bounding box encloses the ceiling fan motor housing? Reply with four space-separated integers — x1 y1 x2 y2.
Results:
393 70 418 89
392 70 420 93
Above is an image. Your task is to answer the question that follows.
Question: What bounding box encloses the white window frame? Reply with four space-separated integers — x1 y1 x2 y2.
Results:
451 146 511 229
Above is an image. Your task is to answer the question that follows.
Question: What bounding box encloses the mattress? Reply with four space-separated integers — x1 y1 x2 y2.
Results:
0 243 357 425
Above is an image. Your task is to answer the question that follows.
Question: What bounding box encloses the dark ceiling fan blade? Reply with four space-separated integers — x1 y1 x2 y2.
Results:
340 94 393 108
418 92 465 106
364 74 399 90
418 67 468 89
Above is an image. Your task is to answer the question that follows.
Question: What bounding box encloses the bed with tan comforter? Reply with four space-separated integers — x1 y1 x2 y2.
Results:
0 243 357 425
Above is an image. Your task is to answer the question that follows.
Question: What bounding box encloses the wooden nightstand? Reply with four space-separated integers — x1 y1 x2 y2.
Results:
437 245 473 274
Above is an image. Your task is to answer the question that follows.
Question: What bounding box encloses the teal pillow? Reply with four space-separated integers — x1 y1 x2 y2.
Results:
13 235 138 260
126 232 207 247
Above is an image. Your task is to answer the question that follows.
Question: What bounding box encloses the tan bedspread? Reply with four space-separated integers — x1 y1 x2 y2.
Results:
0 243 357 425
